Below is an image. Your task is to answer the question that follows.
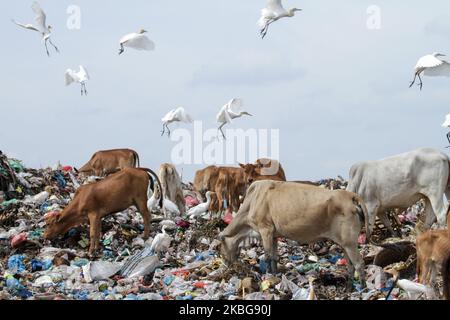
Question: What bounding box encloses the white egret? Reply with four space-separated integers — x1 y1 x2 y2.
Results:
65 66 90 96
161 107 193 137
147 187 181 218
409 53 450 90
216 98 252 139
12 2 59 56
442 114 450 146
149 225 172 256
187 191 213 218
258 0 302 39
119 29 155 55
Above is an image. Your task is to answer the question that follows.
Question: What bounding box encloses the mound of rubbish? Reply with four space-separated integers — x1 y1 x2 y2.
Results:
0 153 434 300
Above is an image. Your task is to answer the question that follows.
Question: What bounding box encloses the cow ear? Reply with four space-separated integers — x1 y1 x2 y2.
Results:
238 163 245 168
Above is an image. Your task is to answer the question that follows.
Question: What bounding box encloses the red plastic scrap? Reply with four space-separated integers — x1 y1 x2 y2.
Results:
11 232 28 248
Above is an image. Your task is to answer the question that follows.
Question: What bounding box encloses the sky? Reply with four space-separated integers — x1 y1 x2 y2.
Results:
1 0 450 182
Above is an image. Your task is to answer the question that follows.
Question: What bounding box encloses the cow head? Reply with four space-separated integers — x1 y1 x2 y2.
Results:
218 233 240 265
43 202 84 240
43 211 65 240
239 163 258 185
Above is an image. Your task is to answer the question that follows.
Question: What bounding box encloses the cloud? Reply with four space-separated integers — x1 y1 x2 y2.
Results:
189 50 306 87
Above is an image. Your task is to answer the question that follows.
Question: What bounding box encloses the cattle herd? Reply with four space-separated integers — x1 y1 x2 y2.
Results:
42 147 450 300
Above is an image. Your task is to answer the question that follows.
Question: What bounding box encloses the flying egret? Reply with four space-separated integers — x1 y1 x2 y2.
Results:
149 225 172 256
119 29 155 55
161 107 193 137
65 66 90 96
12 2 59 56
409 53 450 90
258 0 302 39
187 191 213 219
442 114 450 146
216 98 252 139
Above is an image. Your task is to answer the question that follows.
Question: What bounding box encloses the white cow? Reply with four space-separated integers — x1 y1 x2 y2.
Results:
347 148 450 238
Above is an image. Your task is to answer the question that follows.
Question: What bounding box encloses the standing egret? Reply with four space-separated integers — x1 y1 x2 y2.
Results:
187 191 213 218
65 65 90 96
409 53 450 90
216 98 252 139
161 107 193 137
149 225 172 256
12 2 59 56
119 29 155 55
258 0 302 39
147 186 181 218
442 114 450 146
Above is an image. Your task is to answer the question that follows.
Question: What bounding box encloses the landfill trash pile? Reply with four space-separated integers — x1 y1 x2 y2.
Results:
0 155 439 300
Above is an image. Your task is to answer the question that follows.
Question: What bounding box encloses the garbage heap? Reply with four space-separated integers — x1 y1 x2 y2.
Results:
0 155 432 300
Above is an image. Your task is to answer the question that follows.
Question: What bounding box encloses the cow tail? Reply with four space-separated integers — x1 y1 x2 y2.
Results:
443 251 450 300
133 151 140 168
142 168 163 208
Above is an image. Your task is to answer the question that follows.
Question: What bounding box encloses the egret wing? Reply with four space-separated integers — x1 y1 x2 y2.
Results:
229 98 244 112
162 109 176 122
423 63 450 77
177 107 193 123
64 70 75 86
442 114 450 128
416 55 445 69
266 0 286 15
12 20 40 32
124 34 155 51
31 2 47 32
79 65 90 80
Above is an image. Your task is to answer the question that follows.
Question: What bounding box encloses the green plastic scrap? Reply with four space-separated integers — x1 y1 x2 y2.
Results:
7 159 24 172
0 199 18 209
296 263 321 274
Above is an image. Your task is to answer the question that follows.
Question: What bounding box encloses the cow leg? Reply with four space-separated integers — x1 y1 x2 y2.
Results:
427 194 444 227
259 228 276 274
88 213 102 256
366 203 379 240
135 199 152 240
341 243 366 290
378 210 396 237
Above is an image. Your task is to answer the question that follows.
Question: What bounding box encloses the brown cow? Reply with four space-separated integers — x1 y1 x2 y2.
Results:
159 163 186 215
219 180 369 288
44 167 162 255
211 167 247 213
78 149 140 177
239 158 286 184
193 165 219 201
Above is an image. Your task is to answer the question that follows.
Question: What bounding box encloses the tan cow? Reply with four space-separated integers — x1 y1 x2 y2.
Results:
239 158 287 184
416 229 450 299
78 149 140 177
219 180 369 287
159 163 186 215
44 167 162 255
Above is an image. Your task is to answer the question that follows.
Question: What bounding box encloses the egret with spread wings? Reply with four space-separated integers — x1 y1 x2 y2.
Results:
12 2 59 56
258 0 302 39
161 107 193 137
409 53 450 90
119 29 155 55
216 98 252 139
65 66 90 96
